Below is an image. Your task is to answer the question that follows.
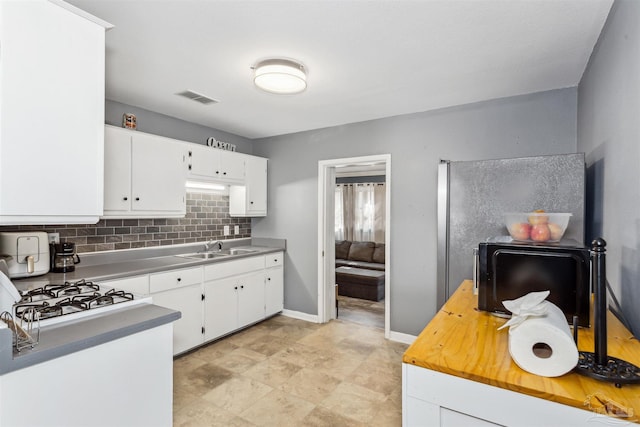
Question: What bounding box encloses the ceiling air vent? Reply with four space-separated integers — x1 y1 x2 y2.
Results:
176 90 219 105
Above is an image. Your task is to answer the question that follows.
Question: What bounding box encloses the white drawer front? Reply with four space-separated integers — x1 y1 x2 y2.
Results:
150 267 202 293
103 275 149 295
204 256 265 281
265 252 283 268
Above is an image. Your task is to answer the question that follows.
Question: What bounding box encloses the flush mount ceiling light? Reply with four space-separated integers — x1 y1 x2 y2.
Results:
252 59 306 94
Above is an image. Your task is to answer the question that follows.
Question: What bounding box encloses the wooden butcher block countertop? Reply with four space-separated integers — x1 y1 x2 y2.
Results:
403 280 640 422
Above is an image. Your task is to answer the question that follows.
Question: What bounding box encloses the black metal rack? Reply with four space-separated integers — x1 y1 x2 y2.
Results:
574 238 640 387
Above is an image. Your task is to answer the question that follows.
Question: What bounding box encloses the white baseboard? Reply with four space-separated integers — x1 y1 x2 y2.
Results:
281 309 320 324
281 310 417 345
389 330 417 344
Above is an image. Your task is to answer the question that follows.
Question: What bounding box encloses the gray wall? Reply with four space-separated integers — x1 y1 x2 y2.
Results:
577 0 640 336
105 100 253 153
251 88 578 336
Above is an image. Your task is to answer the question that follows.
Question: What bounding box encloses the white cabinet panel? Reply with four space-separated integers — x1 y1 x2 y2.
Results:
131 132 187 212
187 143 219 179
204 269 267 341
204 276 239 340
0 0 109 224
218 150 245 182
0 324 173 427
186 144 244 183
103 126 187 218
403 363 601 427
204 256 265 281
150 266 202 293
102 275 149 295
238 271 266 326
440 409 500 427
103 126 132 212
149 266 204 355
152 284 203 355
229 155 267 217
265 252 283 268
265 265 284 317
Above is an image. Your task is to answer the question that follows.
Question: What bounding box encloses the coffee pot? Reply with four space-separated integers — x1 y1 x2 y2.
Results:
51 242 81 273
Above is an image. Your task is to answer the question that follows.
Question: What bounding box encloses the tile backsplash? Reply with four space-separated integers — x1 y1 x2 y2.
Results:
1 193 250 253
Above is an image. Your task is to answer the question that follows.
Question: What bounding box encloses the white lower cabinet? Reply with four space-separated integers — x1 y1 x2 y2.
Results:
203 276 239 340
152 285 203 355
106 252 284 356
204 270 265 341
265 253 284 316
237 271 267 327
150 267 204 355
203 256 267 341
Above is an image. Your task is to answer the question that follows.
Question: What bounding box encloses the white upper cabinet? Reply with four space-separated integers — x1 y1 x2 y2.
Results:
186 144 244 183
103 126 187 218
229 155 267 217
0 0 111 224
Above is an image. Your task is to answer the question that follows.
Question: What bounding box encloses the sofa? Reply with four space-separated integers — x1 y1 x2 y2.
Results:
335 240 385 301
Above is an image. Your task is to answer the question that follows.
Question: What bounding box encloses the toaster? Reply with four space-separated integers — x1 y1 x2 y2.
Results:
0 231 50 278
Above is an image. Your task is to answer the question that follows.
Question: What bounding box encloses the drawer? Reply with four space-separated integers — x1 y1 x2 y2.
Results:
265 252 283 268
150 266 202 293
204 256 265 281
102 275 149 295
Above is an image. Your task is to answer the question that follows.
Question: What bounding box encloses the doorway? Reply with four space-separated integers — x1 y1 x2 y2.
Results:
317 154 391 339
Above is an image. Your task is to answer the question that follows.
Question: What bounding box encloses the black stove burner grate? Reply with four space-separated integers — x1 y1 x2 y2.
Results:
16 303 63 320
14 279 136 321
19 288 56 303
44 280 100 298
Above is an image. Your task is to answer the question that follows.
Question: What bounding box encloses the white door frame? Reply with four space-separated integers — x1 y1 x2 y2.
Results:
317 154 391 339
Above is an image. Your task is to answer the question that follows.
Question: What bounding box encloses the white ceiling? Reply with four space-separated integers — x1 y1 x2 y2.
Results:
67 0 613 140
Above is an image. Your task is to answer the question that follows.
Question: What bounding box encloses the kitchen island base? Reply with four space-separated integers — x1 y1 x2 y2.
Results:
403 363 612 427
0 323 174 427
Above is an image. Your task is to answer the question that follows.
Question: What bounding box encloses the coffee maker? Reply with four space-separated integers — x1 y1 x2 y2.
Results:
50 242 81 273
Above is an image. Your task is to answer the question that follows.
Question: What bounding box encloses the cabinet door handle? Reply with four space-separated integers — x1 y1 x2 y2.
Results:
123 197 128 201
177 277 181 282
240 285 244 289
267 277 271 281
216 171 220 175
234 286 238 290
135 197 140 201
223 172 227 175
250 201 254 204
201 294 205 301
188 165 192 170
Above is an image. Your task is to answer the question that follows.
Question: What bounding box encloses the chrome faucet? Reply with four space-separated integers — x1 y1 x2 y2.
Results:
202 239 223 253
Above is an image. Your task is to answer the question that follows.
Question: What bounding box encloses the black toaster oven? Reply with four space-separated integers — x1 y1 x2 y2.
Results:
477 238 590 327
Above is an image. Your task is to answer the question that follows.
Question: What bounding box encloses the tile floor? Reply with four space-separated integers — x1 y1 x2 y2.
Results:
173 315 408 426
337 295 385 329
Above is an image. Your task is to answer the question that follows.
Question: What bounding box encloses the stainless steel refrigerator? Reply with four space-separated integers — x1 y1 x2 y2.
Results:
437 153 585 307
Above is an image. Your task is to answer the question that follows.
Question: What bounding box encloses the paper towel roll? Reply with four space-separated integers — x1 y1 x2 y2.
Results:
508 300 578 377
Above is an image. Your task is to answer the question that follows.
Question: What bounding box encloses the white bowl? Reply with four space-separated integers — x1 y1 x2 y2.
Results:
505 212 572 242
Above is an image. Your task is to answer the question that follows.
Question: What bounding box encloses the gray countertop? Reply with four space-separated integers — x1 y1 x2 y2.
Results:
1 237 285 375
0 303 180 375
12 237 286 290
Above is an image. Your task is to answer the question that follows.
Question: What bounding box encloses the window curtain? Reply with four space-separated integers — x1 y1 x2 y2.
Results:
335 183 385 243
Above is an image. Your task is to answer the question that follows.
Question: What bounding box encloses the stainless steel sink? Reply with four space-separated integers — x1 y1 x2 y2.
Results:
177 252 230 260
229 248 258 255
177 247 259 260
